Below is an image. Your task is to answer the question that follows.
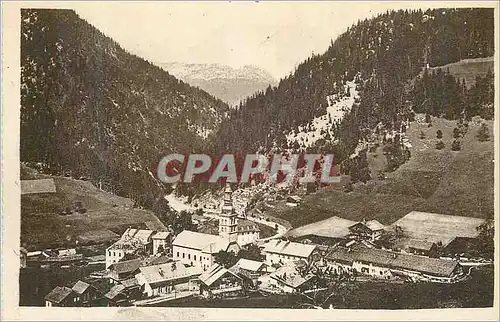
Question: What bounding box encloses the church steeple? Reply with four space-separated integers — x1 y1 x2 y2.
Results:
219 183 238 241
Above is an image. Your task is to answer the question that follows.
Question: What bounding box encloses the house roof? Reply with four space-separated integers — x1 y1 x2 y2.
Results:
141 255 172 267
58 249 77 256
391 211 485 246
90 279 111 295
109 259 142 274
72 280 90 294
109 228 155 251
236 219 261 233
138 262 202 286
232 258 266 272
173 231 223 251
199 264 241 287
21 179 56 195
285 216 356 239
326 246 459 277
105 284 126 300
121 228 154 244
45 286 73 303
121 277 139 289
263 240 316 258
86 254 106 262
270 263 314 289
365 220 385 231
152 231 170 240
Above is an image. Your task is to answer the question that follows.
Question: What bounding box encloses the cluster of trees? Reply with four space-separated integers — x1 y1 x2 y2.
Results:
213 243 264 268
411 68 494 120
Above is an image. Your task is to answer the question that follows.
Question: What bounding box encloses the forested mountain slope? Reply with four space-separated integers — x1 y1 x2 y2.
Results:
21 9 230 207
217 8 494 162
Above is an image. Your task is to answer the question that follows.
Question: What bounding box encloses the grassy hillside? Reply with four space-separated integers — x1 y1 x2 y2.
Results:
428 57 494 88
21 166 165 250
265 116 494 228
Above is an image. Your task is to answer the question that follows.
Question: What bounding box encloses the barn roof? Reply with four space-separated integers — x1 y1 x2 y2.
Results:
391 211 485 246
326 246 459 277
285 216 356 239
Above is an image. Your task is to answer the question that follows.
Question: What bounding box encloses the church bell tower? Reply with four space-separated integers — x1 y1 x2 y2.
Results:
219 183 238 241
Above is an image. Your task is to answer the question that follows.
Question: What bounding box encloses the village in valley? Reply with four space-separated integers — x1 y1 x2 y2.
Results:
15 6 496 312
20 176 493 308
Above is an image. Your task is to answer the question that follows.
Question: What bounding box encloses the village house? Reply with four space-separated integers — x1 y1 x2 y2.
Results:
348 219 385 241
172 230 240 271
325 245 464 283
268 262 317 294
71 280 101 307
104 277 140 307
263 239 317 266
45 286 74 307
45 279 110 307
135 261 202 297
152 231 171 256
106 228 155 268
105 284 128 307
199 264 245 298
107 258 142 283
230 258 270 287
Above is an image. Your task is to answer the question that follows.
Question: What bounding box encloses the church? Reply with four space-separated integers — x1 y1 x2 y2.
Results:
219 184 261 245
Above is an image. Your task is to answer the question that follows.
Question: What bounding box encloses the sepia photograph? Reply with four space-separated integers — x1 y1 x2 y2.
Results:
1 1 499 320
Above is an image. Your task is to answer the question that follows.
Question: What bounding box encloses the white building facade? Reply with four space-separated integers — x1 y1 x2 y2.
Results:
263 240 317 266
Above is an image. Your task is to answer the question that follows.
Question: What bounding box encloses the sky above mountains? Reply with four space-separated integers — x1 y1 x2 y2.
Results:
74 2 449 79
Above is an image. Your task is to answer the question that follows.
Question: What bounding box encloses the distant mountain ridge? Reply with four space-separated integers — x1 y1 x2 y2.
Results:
159 62 277 106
